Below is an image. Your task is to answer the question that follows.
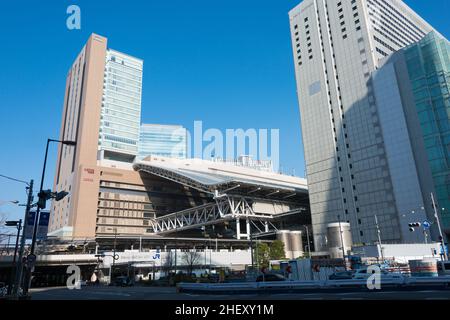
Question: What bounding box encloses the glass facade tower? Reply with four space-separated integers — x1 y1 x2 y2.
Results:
138 124 187 159
404 32 450 229
99 49 143 162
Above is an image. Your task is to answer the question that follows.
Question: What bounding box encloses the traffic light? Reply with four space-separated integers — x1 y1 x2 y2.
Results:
408 222 421 232
4 220 20 227
37 190 53 209
37 190 69 209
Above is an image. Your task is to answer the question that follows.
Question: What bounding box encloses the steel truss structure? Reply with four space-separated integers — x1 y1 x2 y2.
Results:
149 195 306 239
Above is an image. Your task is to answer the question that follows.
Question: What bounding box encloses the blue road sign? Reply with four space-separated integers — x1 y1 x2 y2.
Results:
423 220 431 230
25 210 50 240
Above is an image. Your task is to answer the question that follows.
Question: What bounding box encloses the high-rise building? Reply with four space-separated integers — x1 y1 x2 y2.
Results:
289 0 438 250
49 34 312 246
372 31 450 237
138 124 187 159
49 34 146 237
99 50 143 163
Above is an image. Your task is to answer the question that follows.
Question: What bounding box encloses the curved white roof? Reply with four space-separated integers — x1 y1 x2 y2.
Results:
133 156 308 201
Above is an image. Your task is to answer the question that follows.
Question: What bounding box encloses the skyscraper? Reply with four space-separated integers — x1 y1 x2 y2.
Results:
372 31 450 238
100 50 143 162
49 34 144 237
289 0 438 250
138 124 187 159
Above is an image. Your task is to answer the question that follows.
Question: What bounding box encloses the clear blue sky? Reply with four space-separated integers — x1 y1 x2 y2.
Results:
0 0 449 225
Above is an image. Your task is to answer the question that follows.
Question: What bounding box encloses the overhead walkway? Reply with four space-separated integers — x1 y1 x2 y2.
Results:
133 157 309 239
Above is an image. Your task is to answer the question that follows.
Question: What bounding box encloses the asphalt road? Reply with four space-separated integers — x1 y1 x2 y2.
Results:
30 285 450 300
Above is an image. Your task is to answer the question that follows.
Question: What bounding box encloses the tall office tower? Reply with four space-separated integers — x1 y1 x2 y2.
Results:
138 124 187 159
99 50 143 162
289 0 437 251
49 34 144 238
373 31 450 238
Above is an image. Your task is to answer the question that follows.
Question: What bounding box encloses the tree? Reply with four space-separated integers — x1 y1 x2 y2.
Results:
256 242 271 269
162 250 174 277
182 250 201 276
269 240 286 260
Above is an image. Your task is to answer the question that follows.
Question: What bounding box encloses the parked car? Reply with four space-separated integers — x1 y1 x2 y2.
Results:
256 274 287 282
352 268 404 280
329 270 356 280
113 276 134 287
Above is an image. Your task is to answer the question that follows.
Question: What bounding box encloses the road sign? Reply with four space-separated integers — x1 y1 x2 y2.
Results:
423 221 431 230
25 210 50 240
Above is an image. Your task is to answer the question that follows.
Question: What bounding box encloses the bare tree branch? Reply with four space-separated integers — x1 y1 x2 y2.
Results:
182 250 201 276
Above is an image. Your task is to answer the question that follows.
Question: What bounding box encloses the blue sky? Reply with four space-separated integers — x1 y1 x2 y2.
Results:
0 0 449 225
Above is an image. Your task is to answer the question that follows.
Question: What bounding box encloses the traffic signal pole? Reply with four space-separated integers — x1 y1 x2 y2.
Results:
431 192 448 262
13 179 33 298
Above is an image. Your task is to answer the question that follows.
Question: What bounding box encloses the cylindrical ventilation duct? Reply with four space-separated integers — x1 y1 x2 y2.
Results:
326 222 352 259
276 230 292 259
289 231 303 259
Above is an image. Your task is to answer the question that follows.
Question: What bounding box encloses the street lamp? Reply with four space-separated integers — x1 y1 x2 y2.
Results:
0 200 20 206
24 139 76 295
4 219 22 296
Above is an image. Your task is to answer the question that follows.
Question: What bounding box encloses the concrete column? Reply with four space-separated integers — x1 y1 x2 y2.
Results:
236 218 241 239
246 219 251 240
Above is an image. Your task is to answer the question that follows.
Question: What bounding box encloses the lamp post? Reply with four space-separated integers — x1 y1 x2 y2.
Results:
4 219 22 296
24 139 76 295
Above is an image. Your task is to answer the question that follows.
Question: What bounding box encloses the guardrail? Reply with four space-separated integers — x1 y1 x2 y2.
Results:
177 276 450 294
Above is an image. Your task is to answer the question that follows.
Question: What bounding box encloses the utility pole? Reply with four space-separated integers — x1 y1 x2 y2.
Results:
337 215 346 262
431 192 448 262
374 215 384 263
112 227 117 282
304 225 311 257
15 179 33 297
5 219 22 296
